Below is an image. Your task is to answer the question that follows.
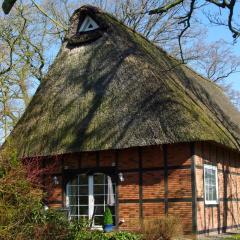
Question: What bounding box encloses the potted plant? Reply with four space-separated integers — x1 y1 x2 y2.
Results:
103 207 113 232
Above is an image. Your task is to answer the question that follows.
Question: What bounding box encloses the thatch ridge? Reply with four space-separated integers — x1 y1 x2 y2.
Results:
6 5 240 157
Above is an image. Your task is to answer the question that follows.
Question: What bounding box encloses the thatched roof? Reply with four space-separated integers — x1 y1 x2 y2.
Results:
7 5 240 157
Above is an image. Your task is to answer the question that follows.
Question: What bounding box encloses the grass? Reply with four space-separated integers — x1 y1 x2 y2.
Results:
225 234 240 240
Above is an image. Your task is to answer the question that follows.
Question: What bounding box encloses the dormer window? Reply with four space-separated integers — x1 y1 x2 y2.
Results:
67 7 109 45
79 16 99 33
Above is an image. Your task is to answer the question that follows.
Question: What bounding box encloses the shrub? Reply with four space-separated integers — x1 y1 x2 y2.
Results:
0 147 69 240
68 218 92 240
31 209 70 240
104 207 113 225
69 228 141 240
109 231 142 240
140 215 183 240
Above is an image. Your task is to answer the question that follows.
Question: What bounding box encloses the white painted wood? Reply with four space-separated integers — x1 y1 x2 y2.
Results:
204 164 219 205
88 175 94 220
79 16 99 32
66 173 116 228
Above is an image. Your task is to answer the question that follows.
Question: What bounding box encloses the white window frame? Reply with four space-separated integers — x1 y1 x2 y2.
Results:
204 164 219 205
66 173 116 229
79 16 99 33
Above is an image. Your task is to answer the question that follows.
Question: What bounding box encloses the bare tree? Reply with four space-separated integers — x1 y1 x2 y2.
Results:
190 40 240 83
0 3 50 141
0 0 239 142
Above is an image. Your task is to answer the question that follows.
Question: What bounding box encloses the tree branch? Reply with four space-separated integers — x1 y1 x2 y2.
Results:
31 0 67 31
207 0 239 38
149 0 184 15
178 0 196 63
0 13 27 76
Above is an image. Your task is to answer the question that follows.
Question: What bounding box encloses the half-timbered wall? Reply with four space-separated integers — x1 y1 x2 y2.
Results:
43 143 194 233
195 142 240 235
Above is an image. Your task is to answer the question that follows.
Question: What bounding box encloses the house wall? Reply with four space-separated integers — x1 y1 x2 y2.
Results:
42 143 194 233
195 142 240 235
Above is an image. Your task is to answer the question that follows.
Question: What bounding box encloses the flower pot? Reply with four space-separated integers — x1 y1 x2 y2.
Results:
104 224 113 232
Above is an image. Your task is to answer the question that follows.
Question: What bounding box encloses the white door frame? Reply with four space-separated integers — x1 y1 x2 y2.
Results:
66 173 115 228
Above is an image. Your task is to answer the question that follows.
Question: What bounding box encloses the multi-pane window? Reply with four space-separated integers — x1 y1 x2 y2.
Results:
204 165 218 204
66 174 89 221
93 174 116 226
66 173 116 228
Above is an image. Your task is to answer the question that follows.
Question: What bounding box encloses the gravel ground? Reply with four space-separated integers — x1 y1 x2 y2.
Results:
198 231 240 240
177 231 240 240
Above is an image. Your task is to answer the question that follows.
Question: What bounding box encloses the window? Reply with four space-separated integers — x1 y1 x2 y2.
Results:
66 174 116 228
204 165 218 204
78 16 99 33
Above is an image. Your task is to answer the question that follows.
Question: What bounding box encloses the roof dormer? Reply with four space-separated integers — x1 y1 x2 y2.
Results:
66 5 109 45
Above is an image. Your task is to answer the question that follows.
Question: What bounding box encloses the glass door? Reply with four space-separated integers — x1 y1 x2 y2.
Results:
66 174 89 221
93 174 116 227
66 173 116 228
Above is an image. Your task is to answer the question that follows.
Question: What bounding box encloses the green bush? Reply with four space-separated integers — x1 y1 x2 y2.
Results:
0 148 69 240
69 226 141 240
104 207 113 225
31 209 69 240
0 147 142 240
109 231 142 240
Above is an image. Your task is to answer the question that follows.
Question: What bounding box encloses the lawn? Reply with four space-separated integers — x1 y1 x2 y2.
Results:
225 234 240 240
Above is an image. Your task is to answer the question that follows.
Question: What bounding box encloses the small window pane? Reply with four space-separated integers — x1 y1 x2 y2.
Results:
94 174 104 184
209 188 213 201
79 175 88 185
70 178 78 185
69 196 78 205
95 195 104 204
79 196 88 205
79 216 89 222
68 186 78 195
108 206 116 216
70 206 78 215
94 185 104 194
79 186 88 195
212 189 217 200
94 216 103 226
79 206 88 215
94 206 104 215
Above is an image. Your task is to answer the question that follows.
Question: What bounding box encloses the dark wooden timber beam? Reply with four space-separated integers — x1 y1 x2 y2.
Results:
138 147 143 219
191 142 197 233
163 144 168 214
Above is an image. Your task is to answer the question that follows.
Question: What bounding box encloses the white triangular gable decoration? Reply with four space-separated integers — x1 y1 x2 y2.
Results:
79 16 99 33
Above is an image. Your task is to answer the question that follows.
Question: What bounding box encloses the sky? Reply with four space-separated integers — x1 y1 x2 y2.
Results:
208 28 240 91
197 7 240 91
44 2 240 92
1 1 240 144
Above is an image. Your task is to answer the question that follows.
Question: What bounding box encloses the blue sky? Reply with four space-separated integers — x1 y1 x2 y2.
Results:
1 1 240 143
197 6 240 91
208 27 240 90
46 2 240 91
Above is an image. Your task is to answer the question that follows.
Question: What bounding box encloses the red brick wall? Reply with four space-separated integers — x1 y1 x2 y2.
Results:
43 143 193 232
195 142 240 235
167 144 192 233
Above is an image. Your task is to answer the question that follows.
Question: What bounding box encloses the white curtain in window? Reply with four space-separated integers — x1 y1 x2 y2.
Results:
107 176 115 206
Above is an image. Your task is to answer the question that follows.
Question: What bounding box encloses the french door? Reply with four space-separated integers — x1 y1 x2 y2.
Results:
66 173 116 227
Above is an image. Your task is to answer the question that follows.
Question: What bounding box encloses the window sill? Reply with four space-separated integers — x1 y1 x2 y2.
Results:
205 201 219 206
